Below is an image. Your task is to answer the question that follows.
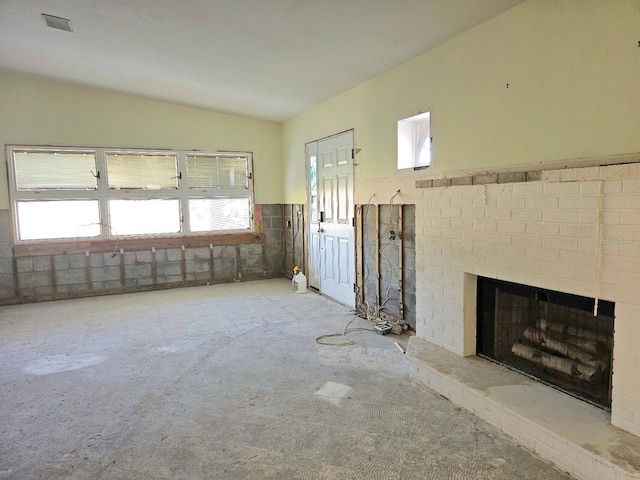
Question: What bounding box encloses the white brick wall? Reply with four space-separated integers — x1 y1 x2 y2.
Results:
415 164 640 438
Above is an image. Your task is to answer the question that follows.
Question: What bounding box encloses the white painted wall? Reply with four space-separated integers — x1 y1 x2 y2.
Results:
282 0 640 205
0 72 283 209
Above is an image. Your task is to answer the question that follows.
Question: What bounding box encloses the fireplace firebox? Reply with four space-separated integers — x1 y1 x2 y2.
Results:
477 277 614 409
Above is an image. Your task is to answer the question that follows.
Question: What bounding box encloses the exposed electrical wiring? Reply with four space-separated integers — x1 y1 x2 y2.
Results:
315 316 376 346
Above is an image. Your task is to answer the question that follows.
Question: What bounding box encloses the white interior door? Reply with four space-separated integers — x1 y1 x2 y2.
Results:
313 131 355 308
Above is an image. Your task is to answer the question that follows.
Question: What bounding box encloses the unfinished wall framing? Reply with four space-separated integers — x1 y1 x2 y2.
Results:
357 203 416 329
283 204 305 280
0 205 285 304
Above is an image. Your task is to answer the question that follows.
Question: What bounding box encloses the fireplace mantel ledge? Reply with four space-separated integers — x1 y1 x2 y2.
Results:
408 337 640 480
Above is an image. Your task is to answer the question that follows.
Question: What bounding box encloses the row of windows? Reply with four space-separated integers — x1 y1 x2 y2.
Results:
7 146 254 242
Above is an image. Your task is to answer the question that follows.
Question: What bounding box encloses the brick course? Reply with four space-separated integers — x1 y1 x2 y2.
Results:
416 163 640 438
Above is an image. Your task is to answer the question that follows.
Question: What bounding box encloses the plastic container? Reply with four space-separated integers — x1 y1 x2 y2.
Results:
294 272 307 293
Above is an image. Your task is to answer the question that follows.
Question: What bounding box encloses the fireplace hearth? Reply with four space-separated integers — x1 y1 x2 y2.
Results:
477 277 614 409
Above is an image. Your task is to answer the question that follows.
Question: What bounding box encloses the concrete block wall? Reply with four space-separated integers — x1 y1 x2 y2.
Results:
283 204 304 279
0 204 285 303
414 163 640 438
0 210 15 298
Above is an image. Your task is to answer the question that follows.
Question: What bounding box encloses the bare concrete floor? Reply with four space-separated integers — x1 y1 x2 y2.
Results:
0 279 574 479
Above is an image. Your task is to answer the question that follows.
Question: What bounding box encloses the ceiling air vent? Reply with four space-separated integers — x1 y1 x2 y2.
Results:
42 14 72 32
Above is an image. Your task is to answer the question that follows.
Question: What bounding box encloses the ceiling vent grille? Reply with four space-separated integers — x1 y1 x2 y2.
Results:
42 14 72 32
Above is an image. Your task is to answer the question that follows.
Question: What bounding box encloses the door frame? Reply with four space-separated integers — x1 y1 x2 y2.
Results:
305 129 355 306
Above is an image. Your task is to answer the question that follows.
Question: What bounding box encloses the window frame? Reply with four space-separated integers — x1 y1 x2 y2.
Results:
6 145 255 246
397 110 432 170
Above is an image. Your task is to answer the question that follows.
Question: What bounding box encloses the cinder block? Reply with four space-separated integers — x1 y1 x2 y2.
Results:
135 250 152 263
16 258 34 273
18 287 35 297
156 263 181 276
103 252 121 266
0 210 9 232
449 176 472 186
526 171 542 181
68 254 85 269
30 256 50 272
415 179 433 189
90 253 104 267
472 174 498 185
68 283 89 293
191 247 210 261
18 271 52 288
433 178 451 187
0 274 16 297
214 258 236 278
185 260 210 274
125 263 152 279
91 266 121 282
0 242 13 258
54 255 70 270
0 259 14 275
34 286 55 296
497 172 526 184
166 248 182 262
260 204 281 217
56 268 87 285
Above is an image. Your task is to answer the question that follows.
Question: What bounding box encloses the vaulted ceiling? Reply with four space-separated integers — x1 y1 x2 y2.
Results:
0 1 525 122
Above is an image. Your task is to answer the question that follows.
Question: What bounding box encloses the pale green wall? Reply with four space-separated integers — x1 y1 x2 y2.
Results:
282 0 640 204
0 72 282 209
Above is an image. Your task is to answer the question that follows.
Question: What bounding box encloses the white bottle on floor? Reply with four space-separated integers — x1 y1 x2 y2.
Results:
295 272 307 294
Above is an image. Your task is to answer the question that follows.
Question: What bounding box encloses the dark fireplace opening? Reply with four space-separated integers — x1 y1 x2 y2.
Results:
477 277 614 410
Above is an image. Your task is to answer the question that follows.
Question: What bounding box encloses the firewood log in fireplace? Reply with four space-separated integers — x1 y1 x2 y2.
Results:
536 319 612 354
511 342 597 382
523 327 609 371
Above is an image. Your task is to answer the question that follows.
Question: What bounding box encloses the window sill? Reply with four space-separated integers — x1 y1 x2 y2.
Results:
13 232 265 257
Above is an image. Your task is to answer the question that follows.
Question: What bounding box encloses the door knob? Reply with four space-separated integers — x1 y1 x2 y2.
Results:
318 228 324 233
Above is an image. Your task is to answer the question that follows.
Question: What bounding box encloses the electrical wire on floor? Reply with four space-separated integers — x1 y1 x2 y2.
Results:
315 316 375 347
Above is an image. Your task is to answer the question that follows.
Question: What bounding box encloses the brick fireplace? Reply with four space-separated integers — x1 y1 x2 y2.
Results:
410 161 640 478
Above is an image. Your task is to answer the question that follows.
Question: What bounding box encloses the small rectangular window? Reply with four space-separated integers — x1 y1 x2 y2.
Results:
14 151 97 190
186 155 249 189
189 198 251 232
16 200 100 240
106 153 178 190
398 111 431 170
108 199 181 236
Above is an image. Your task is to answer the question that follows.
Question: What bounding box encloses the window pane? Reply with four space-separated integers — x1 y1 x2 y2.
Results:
107 154 178 190
109 199 180 235
186 155 248 189
189 198 251 232
16 200 100 240
14 151 97 190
